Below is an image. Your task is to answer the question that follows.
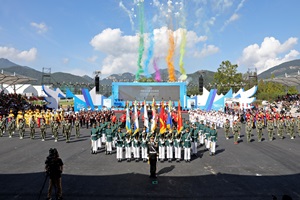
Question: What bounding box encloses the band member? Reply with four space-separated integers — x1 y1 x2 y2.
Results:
91 124 98 154
147 136 158 178
174 133 182 162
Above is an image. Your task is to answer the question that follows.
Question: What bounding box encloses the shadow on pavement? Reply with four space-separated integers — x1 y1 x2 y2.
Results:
0 172 299 200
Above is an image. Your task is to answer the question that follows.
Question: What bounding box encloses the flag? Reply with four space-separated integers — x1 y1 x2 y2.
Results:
125 102 131 134
177 101 183 134
144 100 149 131
159 101 167 134
166 100 172 130
133 100 139 134
151 98 156 132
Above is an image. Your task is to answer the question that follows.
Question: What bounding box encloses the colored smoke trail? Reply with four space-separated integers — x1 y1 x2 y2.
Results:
179 29 187 78
144 27 154 78
166 30 176 82
136 1 145 80
153 58 161 82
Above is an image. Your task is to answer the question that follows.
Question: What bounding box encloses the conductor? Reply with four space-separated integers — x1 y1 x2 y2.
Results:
147 136 158 178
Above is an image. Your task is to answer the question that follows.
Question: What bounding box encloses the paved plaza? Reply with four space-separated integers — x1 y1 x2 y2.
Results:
0 115 300 199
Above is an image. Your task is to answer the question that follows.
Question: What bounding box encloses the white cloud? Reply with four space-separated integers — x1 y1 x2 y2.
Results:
30 22 48 34
239 37 300 73
90 27 211 75
87 55 98 63
63 58 69 64
0 46 37 61
194 44 219 57
221 0 246 31
66 68 90 77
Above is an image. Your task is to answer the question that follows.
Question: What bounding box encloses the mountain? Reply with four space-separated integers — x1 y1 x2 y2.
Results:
0 58 20 68
258 59 300 79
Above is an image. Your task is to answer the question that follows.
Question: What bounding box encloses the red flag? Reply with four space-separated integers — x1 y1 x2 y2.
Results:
177 101 183 134
159 102 167 134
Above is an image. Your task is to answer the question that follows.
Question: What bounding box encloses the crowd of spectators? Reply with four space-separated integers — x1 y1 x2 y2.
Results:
0 92 44 116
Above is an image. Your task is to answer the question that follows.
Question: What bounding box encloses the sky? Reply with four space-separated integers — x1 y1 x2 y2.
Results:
0 0 299 79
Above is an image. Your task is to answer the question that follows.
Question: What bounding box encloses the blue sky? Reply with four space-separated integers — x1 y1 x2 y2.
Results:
0 0 299 79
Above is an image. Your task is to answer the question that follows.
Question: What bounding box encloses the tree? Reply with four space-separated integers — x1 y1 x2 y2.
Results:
213 60 243 94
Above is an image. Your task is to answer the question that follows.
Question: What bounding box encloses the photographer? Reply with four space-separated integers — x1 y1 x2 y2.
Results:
45 148 63 200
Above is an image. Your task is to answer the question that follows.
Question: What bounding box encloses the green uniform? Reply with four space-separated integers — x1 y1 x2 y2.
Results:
224 121 230 139
19 121 25 139
287 119 295 139
210 129 217 142
106 128 113 142
232 123 239 143
0 118 5 137
277 120 284 139
74 120 80 138
40 121 46 140
7 120 13 137
116 131 125 147
53 122 59 141
267 119 274 141
91 127 98 141
245 122 252 142
256 121 263 142
296 117 300 136
65 122 72 142
61 120 66 137
30 119 36 139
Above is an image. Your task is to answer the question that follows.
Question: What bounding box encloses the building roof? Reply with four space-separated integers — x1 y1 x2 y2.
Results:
0 71 36 85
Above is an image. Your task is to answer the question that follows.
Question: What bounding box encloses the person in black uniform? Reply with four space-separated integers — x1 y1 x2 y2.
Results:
147 136 158 178
45 148 64 200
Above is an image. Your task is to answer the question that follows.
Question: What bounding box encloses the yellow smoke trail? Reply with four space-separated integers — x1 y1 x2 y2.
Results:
166 30 176 82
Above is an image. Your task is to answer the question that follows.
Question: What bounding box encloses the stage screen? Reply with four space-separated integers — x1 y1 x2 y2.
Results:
118 85 180 101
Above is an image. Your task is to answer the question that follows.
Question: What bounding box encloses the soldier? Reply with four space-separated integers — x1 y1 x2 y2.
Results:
74 117 80 138
210 124 217 156
50 117 55 138
245 120 252 142
133 132 140 162
267 118 274 141
64 120 72 143
30 116 36 139
256 119 264 142
191 123 199 156
204 122 211 150
296 116 300 137
7 117 14 138
183 127 192 162
116 127 124 161
19 118 25 139
11 116 16 135
53 121 59 142
105 123 113 154
141 127 148 162
40 119 46 141
198 120 205 146
147 136 158 178
0 116 5 137
165 130 173 162
91 124 98 154
237 117 242 139
96 122 102 149
277 118 285 139
61 118 66 137
125 133 132 162
288 117 295 139
158 133 166 162
174 133 182 162
224 119 230 140
232 120 239 144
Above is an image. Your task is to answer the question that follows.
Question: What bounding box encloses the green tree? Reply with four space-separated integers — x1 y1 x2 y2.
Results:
213 60 243 94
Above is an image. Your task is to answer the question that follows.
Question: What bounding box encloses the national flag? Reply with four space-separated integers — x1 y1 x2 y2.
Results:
133 100 139 134
177 101 183 134
159 101 167 134
166 100 172 130
143 100 149 131
151 98 156 132
125 102 131 134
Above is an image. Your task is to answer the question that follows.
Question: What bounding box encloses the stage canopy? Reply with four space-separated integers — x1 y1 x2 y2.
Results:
263 75 300 87
0 71 36 85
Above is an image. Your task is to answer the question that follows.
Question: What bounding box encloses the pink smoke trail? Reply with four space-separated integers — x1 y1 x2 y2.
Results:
153 58 161 82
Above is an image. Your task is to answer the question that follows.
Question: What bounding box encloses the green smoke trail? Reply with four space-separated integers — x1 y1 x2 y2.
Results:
179 29 186 76
136 1 145 81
